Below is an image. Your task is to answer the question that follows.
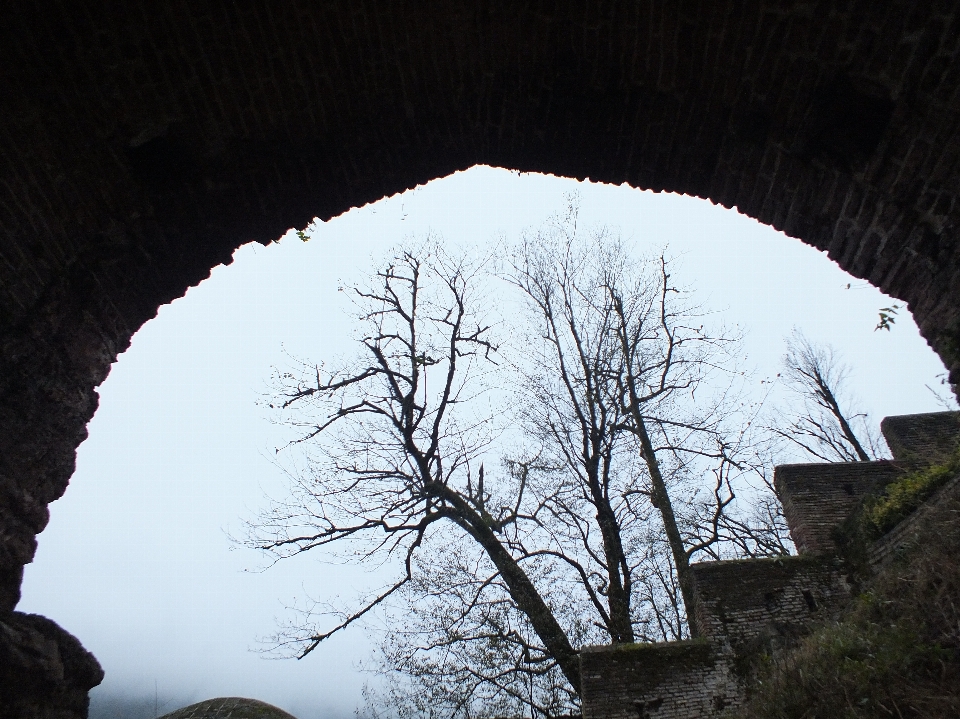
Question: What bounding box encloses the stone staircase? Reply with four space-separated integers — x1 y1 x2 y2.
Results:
579 411 960 719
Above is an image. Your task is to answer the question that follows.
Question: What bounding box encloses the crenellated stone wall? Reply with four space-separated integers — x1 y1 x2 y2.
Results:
773 461 902 555
880 412 960 466
868 467 960 568
579 411 960 719
580 556 852 719
580 641 738 719
689 556 850 651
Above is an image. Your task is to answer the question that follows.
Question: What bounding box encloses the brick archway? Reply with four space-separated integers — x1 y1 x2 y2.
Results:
2 2 960 713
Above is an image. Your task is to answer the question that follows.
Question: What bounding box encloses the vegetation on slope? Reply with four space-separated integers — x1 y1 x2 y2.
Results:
860 450 960 539
734 489 960 719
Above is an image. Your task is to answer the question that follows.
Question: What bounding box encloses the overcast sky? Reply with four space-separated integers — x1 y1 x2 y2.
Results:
18 166 952 719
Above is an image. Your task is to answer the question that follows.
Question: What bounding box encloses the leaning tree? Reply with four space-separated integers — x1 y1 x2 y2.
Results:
767 329 886 463
246 246 583 694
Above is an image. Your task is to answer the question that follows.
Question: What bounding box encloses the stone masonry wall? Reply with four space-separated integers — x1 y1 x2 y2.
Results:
5 2 960 639
880 411 960 465
690 556 850 653
867 411 960 565
869 469 960 567
580 412 959 719
579 559 852 719
774 461 903 555
580 641 739 719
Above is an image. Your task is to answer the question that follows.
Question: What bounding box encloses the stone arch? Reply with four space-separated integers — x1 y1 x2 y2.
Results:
2 2 960 708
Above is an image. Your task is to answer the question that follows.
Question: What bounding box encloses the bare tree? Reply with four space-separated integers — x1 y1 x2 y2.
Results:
689 443 794 560
502 203 787 641
246 246 583 694
358 532 583 719
504 225 642 647
249 226 792 718
770 330 886 463
926 372 960 411
356 215 793 719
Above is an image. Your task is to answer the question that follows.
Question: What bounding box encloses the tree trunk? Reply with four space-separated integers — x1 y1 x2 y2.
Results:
628 416 700 638
457 517 583 695
431 483 583 695
819 381 871 461
593 499 635 643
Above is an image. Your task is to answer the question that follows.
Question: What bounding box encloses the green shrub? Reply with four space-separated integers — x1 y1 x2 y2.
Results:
861 452 959 538
735 608 955 718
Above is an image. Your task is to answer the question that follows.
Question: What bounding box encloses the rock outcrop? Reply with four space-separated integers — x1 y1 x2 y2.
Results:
0 613 103 719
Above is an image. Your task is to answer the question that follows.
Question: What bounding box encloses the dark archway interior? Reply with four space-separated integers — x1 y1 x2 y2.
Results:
2 2 960 715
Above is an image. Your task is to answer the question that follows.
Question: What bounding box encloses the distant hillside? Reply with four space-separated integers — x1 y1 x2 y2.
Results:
159 697 298 719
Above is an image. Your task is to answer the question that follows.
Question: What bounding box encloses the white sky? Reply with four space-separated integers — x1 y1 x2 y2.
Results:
18 166 951 719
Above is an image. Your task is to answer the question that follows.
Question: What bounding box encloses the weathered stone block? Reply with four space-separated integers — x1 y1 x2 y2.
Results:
0 612 103 719
580 640 738 719
880 411 960 464
775 460 902 555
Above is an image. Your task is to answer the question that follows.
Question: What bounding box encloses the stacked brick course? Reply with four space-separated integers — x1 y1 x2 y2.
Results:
690 556 849 648
580 411 960 719
580 642 737 719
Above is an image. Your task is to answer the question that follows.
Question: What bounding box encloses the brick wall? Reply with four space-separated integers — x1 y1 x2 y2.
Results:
869 470 960 567
880 411 960 464
579 558 852 719
580 411 959 719
775 461 903 555
580 641 739 719
690 556 850 650
4 2 960 628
